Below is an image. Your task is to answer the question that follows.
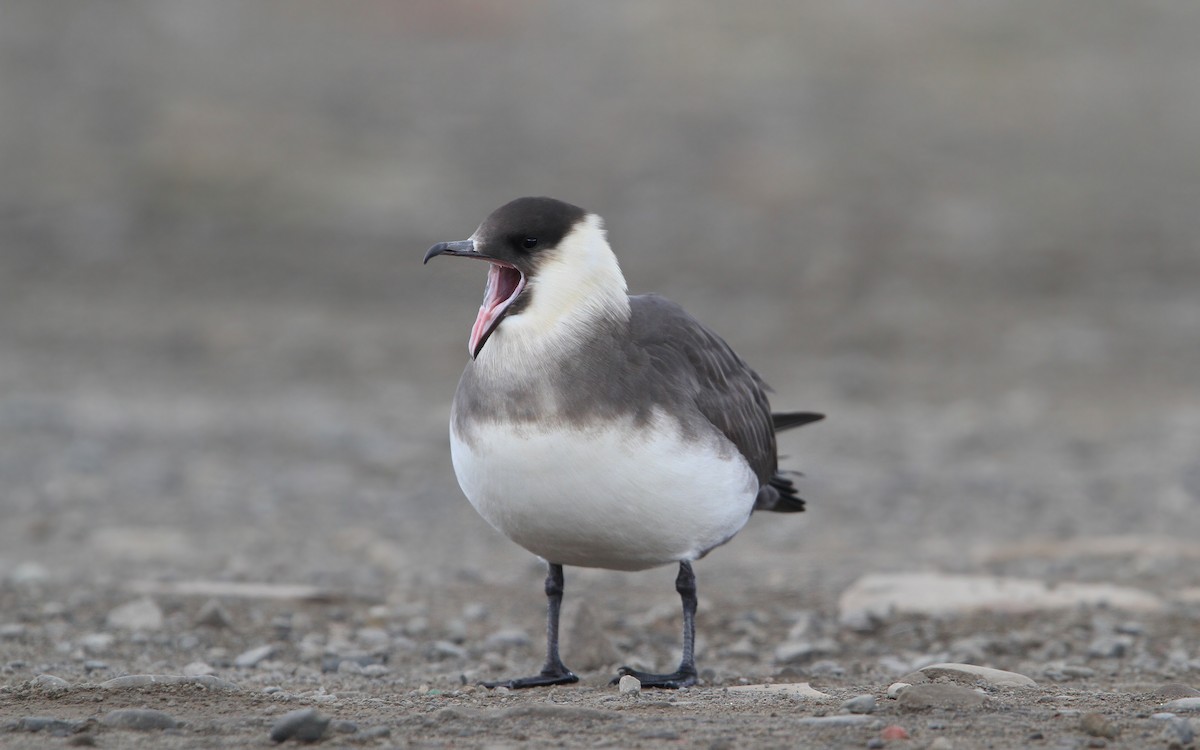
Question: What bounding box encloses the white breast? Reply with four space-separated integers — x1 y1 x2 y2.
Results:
449 410 759 571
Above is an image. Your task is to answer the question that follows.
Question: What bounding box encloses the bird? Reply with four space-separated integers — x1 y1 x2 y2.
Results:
423 196 823 689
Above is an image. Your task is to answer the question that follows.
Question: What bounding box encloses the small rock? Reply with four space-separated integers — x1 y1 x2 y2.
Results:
234 644 276 668
1087 635 1133 659
1156 684 1200 700
83 660 109 673
429 640 467 659
1079 713 1117 739
99 674 239 691
182 661 215 676
880 724 910 740
919 662 1037 688
1162 697 1200 713
105 598 164 631
796 715 875 726
101 708 180 731
1061 665 1096 679
483 628 532 650
1160 717 1195 749
929 738 954 750
194 599 233 629
269 707 329 743
361 664 390 678
841 694 876 714
17 717 87 734
618 674 641 695
9 561 50 585
725 682 832 700
0 623 26 639
897 684 987 711
30 674 70 692
356 726 392 741
79 633 115 654
330 720 358 734
774 638 840 664
887 682 911 699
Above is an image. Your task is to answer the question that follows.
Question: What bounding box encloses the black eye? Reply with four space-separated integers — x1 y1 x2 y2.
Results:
521 237 538 249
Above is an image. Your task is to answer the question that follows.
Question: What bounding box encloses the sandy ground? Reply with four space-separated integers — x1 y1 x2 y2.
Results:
3 3 1200 748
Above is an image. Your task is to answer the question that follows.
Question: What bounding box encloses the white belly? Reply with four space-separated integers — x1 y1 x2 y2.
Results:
449 409 759 571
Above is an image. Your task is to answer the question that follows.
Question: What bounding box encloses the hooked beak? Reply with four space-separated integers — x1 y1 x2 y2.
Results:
423 239 479 264
423 238 527 360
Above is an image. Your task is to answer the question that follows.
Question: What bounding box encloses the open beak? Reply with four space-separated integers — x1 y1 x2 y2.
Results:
423 239 479 263
423 239 527 359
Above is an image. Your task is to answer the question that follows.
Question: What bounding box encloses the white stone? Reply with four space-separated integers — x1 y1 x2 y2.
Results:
1161 697 1200 713
106 598 164 631
234 644 276 668
919 662 1037 688
725 682 832 700
617 675 641 695
182 661 215 676
887 682 911 699
839 573 1165 625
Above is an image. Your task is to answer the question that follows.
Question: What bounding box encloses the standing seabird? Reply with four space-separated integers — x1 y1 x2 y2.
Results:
424 196 823 689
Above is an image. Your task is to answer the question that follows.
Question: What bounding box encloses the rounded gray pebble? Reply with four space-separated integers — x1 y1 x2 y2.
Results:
841 694 877 714
330 719 358 734
1160 717 1195 749
269 707 329 743
31 674 71 692
101 708 179 731
18 717 88 734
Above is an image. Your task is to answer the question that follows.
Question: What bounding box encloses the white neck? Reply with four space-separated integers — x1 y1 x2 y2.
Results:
475 213 630 374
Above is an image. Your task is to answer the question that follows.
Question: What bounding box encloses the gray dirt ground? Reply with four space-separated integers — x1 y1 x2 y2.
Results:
3 2 1200 748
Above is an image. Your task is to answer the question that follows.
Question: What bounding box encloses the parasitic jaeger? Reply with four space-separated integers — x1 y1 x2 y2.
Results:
424 196 823 689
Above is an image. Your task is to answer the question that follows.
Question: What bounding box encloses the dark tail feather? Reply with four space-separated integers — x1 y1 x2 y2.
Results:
773 411 825 432
754 472 807 513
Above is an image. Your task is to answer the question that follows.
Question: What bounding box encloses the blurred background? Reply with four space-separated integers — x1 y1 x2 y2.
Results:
2 1 1198 602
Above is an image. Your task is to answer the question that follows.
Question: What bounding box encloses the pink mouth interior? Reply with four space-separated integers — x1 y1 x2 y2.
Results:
469 262 525 356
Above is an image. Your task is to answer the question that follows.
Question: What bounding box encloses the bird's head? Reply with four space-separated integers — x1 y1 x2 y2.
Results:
424 197 629 359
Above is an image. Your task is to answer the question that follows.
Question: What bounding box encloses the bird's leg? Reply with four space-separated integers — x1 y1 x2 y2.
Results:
481 563 579 689
613 561 699 689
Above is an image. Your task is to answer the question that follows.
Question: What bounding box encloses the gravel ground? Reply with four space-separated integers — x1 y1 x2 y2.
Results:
3 3 1200 748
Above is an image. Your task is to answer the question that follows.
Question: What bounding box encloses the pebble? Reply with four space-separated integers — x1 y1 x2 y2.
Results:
796 715 875 726
1086 635 1133 659
919 662 1037 688
839 573 1165 626
31 674 70 692
183 661 216 676
725 682 831 700
0 623 26 639
880 724 910 740
1156 684 1200 700
235 644 276 668
100 708 180 731
194 599 233 629
618 674 641 695
897 684 987 711
483 628 533 650
929 738 954 750
269 708 330 743
9 561 50 585
99 674 240 691
1162 697 1200 713
841 694 877 714
429 640 467 659
83 660 109 673
774 638 839 664
887 682 911 699
105 597 164 631
1160 717 1195 748
16 717 87 734
330 719 358 734
79 633 115 654
1079 713 1117 739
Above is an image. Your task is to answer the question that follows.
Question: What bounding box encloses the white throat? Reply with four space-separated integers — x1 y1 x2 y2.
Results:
476 214 630 371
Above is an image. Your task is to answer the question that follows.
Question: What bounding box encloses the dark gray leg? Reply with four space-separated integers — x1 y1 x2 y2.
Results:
613 561 699 689
481 563 579 689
